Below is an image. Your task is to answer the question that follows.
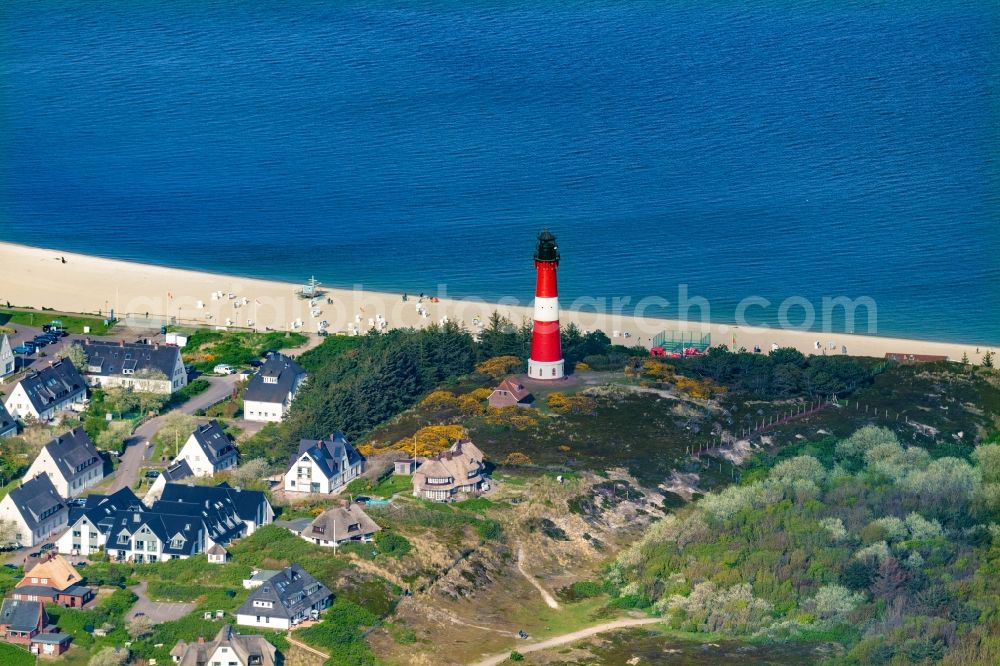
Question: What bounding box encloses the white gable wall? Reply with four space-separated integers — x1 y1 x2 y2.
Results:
0 493 68 548
56 514 106 556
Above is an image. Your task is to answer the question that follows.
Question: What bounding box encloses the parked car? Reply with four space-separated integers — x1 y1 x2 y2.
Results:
0 543 21 553
144 470 160 479
39 543 55 553
13 345 33 354
354 496 371 505
3 562 19 569
28 551 41 558
213 364 235 375
31 337 49 348
54 329 69 338
66 498 87 507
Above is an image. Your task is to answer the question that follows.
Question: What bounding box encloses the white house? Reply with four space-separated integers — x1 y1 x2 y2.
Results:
174 420 238 477
143 459 193 504
56 488 142 557
0 334 14 378
235 565 331 630
170 625 276 666
24 428 105 498
282 433 364 495
77 339 187 394
243 353 306 422
59 482 270 562
299 503 380 548
4 359 87 422
412 440 487 502
0 475 68 548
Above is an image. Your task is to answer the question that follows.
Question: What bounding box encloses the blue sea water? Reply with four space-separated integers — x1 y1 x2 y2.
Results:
1 0 998 344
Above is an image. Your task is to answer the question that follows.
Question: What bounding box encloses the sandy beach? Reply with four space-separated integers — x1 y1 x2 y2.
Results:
0 241 994 363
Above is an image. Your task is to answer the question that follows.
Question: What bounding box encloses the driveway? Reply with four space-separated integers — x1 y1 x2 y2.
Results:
110 374 242 491
127 581 194 623
184 374 241 413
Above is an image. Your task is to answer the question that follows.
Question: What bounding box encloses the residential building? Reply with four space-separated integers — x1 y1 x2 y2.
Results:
0 403 16 439
56 487 142 556
393 459 417 475
24 428 105 498
144 459 194 503
0 599 46 646
412 440 487 502
206 543 229 564
105 509 205 563
0 333 14 378
170 624 276 666
243 353 306 423
13 555 94 608
84 483 268 563
0 475 68 547
300 503 379 548
30 632 72 657
3 359 86 422
488 377 534 408
283 433 364 495
235 565 331 630
157 482 273 535
174 420 238 477
78 339 187 394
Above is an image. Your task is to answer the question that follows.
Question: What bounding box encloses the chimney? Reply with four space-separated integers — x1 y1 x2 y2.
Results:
120 340 125 348
197 636 205 645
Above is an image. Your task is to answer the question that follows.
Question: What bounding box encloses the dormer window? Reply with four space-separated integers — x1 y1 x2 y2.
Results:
263 374 278 384
427 476 452 485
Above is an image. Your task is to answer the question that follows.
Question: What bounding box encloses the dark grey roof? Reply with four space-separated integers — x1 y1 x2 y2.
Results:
158 482 269 527
74 487 143 532
107 509 205 557
150 500 244 545
78 340 181 379
189 420 236 465
13 585 59 598
15 359 86 414
0 599 43 633
235 564 331 620
42 428 101 483
244 353 305 404
0 402 16 437
161 459 194 482
290 433 364 480
32 632 71 645
8 475 65 531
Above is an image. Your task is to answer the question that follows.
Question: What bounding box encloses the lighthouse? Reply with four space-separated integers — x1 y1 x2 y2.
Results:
528 230 565 380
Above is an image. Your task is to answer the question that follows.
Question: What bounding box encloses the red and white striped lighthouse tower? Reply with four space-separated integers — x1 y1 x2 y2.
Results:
528 230 565 380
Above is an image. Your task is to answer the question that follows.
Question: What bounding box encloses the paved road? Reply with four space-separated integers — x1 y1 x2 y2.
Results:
110 374 241 492
127 581 195 623
469 618 662 666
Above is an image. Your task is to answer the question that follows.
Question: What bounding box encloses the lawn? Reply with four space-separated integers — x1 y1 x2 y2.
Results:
345 472 413 499
0 643 34 666
177 328 308 372
0 307 115 334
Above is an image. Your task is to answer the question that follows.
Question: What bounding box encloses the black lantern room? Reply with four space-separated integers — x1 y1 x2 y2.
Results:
534 229 559 263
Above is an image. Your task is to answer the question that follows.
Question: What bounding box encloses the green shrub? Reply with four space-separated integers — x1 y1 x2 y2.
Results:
374 531 412 558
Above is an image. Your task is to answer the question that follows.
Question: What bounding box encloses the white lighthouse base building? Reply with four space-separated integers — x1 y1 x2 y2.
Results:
527 358 565 380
